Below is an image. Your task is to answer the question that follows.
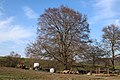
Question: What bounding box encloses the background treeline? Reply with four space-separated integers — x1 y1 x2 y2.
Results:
1 54 120 72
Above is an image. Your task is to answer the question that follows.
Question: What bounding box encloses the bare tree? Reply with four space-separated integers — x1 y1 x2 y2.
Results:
3 51 21 67
79 40 105 68
102 24 120 70
26 6 90 70
10 51 21 58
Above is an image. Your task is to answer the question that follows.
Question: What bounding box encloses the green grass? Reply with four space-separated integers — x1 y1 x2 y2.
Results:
0 67 120 80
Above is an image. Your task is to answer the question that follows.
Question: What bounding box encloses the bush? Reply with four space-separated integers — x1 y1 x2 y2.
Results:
0 56 22 67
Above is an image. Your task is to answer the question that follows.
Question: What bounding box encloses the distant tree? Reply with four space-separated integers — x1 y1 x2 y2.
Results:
102 24 120 70
10 51 21 58
5 51 21 67
79 40 105 68
26 6 90 70
26 41 43 59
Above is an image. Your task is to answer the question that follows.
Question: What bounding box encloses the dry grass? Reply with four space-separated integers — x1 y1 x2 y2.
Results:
0 67 120 80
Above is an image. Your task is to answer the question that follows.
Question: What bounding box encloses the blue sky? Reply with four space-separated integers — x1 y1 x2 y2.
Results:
0 0 120 57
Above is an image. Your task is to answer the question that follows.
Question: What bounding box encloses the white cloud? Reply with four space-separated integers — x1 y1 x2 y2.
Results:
114 19 120 26
0 17 32 43
23 6 38 19
0 10 3 16
88 0 120 40
115 19 120 24
94 0 114 13
0 9 3 17
90 0 120 25
0 0 5 17
0 17 13 29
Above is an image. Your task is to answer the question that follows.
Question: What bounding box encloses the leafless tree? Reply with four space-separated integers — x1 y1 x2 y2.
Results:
79 40 105 68
26 6 90 70
10 51 21 58
102 24 120 70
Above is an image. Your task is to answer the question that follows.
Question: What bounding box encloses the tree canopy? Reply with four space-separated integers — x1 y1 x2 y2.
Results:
102 24 120 70
26 6 90 69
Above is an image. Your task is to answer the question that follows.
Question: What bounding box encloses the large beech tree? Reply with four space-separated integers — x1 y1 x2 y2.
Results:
102 24 120 70
26 6 90 69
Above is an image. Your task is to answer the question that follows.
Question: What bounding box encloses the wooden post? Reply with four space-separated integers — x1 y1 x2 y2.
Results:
98 67 100 74
107 68 109 74
96 67 100 74
96 68 98 74
104 68 106 74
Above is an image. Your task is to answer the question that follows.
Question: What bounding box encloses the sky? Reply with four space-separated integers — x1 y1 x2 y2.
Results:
0 0 120 57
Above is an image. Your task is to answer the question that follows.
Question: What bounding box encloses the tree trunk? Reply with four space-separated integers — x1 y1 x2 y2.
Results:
64 63 68 70
92 54 96 69
111 44 115 71
64 56 68 70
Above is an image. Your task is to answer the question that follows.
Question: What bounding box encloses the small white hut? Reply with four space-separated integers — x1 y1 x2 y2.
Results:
34 63 40 70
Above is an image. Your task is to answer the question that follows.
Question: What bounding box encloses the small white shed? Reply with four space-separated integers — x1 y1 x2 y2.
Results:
34 63 40 68
34 63 40 70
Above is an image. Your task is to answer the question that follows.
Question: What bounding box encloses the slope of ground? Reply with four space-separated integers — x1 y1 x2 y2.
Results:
0 67 120 80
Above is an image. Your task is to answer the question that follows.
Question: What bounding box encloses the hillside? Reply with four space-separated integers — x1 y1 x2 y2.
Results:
0 67 120 80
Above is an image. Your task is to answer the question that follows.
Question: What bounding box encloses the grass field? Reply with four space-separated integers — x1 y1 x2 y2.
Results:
0 67 120 80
